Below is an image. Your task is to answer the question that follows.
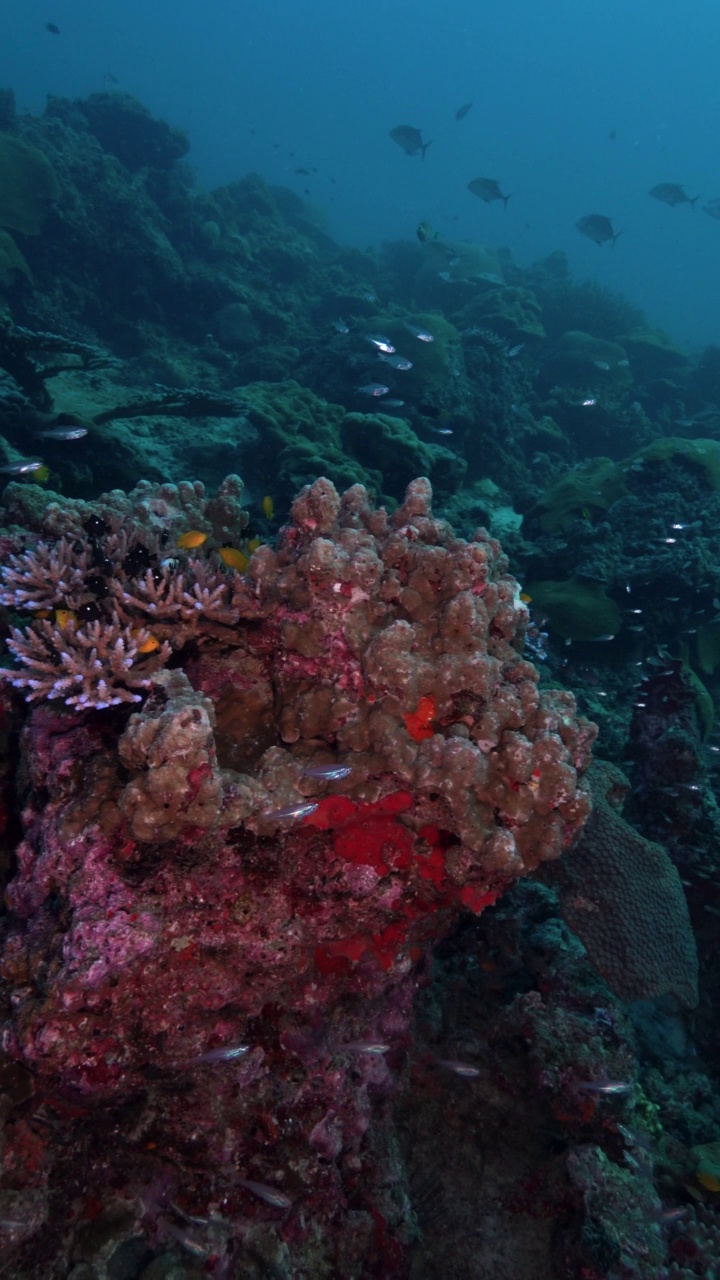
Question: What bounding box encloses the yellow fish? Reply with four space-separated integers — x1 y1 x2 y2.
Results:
697 1171 720 1193
33 464 50 484
520 592 532 604
136 632 161 654
54 609 77 630
246 537 262 553
177 530 208 549
261 495 274 520
219 545 249 572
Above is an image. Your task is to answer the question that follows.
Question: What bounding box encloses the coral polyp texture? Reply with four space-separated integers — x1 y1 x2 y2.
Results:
0 474 596 1274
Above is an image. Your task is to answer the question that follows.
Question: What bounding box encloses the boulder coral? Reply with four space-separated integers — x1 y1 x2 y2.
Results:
0 474 596 1273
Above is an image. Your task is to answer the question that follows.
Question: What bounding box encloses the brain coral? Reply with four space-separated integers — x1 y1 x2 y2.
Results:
553 759 698 1008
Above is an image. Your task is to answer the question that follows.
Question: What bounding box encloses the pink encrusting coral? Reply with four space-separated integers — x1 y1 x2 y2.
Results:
0 474 596 1274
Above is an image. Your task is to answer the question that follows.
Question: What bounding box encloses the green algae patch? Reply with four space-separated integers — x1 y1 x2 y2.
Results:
0 229 31 284
527 578 621 642
0 134 59 234
534 456 626 533
623 437 720 491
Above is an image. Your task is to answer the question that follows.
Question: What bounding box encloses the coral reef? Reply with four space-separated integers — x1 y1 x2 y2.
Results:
551 760 699 1008
0 473 597 1275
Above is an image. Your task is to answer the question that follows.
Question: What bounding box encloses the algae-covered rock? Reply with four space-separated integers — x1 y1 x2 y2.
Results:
0 229 31 284
458 284 545 343
62 92 190 172
527 578 621 642
213 301 261 351
617 327 689 379
340 411 465 499
533 456 626 533
0 133 60 234
622 436 720 492
541 330 633 390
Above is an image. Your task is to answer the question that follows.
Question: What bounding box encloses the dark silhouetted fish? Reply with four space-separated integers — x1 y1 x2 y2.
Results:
649 183 700 208
703 199 720 221
389 126 432 159
576 214 622 246
45 21 60 33
467 177 511 208
455 102 472 120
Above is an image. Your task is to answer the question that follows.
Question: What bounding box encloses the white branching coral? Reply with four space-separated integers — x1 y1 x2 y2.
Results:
0 538 92 611
4 619 172 709
0 477 254 710
112 562 241 628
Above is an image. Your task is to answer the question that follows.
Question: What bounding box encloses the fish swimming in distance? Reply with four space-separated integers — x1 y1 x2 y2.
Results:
576 214 622 246
703 199 720 221
389 125 432 159
649 183 700 208
45 21 60 34
416 220 438 243
467 177 511 208
455 102 473 120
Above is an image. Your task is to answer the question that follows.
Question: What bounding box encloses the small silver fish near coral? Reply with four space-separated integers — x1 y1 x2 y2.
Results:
191 1043 250 1064
365 334 395 354
262 801 319 822
331 318 350 334
436 1058 481 1078
302 763 352 780
238 1178 292 1209
405 323 434 342
378 353 413 370
576 1080 634 1095
357 383 389 397
37 426 88 440
342 1040 391 1055
0 457 45 474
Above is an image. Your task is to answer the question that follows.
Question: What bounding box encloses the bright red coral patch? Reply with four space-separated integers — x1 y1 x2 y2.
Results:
404 694 436 741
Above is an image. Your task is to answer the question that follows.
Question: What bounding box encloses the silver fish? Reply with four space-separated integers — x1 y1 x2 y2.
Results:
37 427 88 441
365 334 395 354
191 1043 250 1064
576 1080 633 1095
378 353 412 370
437 1059 481 1078
262 801 318 822
405 323 434 342
343 1040 391 1055
0 457 45 474
331 318 350 334
237 1178 292 1209
357 383 389 397
301 763 352 780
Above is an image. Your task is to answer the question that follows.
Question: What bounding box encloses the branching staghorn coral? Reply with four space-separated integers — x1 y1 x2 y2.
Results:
0 475 251 709
4 617 171 709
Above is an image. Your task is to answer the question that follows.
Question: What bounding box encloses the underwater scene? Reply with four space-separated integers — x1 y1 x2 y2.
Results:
3 2 720 1277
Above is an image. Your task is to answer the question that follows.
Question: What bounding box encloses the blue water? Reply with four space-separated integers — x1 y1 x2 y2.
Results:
1 0 718 350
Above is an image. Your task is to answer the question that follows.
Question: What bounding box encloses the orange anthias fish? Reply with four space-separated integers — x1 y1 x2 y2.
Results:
177 530 208 549
219 545 249 571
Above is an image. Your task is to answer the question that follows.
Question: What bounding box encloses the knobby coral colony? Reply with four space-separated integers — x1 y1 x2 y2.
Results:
0 473 597 1269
